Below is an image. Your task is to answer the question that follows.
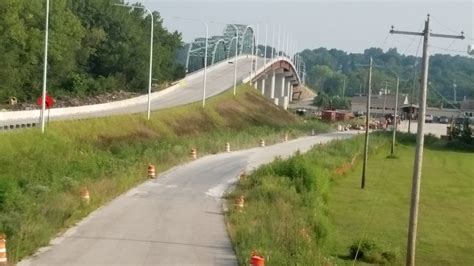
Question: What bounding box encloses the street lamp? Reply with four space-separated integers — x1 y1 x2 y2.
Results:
175 17 209 107
115 4 154 120
40 0 50 133
263 23 268 67
225 23 239 96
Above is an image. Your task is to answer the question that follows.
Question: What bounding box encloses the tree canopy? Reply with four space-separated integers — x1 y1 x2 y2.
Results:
302 47 474 107
0 0 185 102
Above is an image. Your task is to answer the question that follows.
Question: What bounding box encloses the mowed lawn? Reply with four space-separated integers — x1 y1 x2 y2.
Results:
328 143 474 265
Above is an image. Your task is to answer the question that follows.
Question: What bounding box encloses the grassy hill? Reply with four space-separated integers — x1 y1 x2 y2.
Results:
0 84 329 263
227 133 473 265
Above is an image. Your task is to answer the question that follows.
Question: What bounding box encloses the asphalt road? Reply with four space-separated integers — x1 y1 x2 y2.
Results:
19 131 356 266
0 56 265 127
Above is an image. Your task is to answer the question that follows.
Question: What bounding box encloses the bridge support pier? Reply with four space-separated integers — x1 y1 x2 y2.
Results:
270 71 276 99
280 75 286 97
260 77 266 95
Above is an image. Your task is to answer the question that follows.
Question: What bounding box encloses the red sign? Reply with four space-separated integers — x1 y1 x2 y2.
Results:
37 94 54 109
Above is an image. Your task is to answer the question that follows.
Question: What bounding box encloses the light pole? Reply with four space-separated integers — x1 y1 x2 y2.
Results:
254 24 259 79
228 24 239 96
392 76 400 156
271 24 276 60
203 23 209 107
116 4 154 119
277 24 281 57
250 24 258 82
263 23 268 67
41 0 50 133
176 17 209 107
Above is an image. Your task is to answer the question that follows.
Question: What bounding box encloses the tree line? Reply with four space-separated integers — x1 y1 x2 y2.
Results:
301 47 474 107
0 0 185 103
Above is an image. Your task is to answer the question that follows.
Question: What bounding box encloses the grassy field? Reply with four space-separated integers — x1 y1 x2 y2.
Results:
329 138 474 265
227 133 473 265
0 84 330 263
226 135 387 265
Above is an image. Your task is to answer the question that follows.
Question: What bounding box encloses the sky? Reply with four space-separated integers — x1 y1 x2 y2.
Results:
137 0 473 57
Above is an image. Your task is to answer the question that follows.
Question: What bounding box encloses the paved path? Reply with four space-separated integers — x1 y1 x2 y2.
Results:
397 120 448 137
19 131 356 266
0 56 265 127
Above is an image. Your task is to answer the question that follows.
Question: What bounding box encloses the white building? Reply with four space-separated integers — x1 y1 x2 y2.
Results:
351 94 409 117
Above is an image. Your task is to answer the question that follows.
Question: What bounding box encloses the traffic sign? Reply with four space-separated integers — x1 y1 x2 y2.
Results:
37 94 54 109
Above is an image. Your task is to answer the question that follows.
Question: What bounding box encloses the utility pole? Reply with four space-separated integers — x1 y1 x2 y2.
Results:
342 78 346 98
382 81 388 117
391 77 400 156
453 80 457 103
361 57 373 189
390 14 464 266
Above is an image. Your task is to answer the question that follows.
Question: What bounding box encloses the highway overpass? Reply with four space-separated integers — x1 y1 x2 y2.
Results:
0 55 301 130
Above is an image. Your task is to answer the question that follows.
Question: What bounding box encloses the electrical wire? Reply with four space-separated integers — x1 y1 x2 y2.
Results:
351 147 392 266
402 23 425 55
430 15 464 35
409 36 423 104
380 32 391 51
430 45 470 54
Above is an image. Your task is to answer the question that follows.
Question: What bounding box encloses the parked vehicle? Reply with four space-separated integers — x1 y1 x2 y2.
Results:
425 114 433 123
439 116 449 124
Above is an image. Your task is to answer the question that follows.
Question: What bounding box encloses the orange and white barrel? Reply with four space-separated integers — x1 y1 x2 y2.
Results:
250 250 265 266
0 234 6 265
80 188 90 204
283 133 288 142
225 142 230 153
259 139 265 147
235 195 245 209
148 164 156 179
191 148 197 159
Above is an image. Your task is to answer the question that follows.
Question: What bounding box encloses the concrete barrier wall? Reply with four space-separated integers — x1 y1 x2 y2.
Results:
0 56 300 129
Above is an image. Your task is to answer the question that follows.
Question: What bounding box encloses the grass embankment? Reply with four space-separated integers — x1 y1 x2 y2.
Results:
330 133 473 265
228 133 473 265
0 84 330 263
227 135 387 265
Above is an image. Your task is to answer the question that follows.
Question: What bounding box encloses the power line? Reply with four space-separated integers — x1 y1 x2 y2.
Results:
351 153 391 265
402 23 425 55
430 45 470 54
390 15 465 266
430 15 464 36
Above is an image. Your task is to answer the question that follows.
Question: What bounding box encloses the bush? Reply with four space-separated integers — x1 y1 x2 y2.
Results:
349 239 378 260
349 239 399 264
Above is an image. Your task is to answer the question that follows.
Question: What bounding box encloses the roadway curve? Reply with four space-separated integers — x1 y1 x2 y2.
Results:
0 56 297 128
19 131 355 266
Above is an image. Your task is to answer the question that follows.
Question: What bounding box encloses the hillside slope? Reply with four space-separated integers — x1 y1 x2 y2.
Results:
0 84 329 263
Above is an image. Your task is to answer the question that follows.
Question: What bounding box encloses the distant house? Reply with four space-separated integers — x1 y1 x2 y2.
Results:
351 94 409 117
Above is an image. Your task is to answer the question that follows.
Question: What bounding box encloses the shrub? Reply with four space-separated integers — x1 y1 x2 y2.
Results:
349 239 399 264
349 239 379 260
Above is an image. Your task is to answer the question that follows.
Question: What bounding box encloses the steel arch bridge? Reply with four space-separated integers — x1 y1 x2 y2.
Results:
185 24 255 73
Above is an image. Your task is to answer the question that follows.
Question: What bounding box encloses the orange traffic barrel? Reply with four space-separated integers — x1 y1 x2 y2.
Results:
148 164 156 179
234 195 244 209
250 250 265 266
250 255 265 266
283 133 288 142
0 234 6 265
80 187 90 204
190 148 197 159
225 142 230 153
259 139 265 147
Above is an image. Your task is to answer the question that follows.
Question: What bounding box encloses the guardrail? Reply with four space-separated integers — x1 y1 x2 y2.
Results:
0 56 300 131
